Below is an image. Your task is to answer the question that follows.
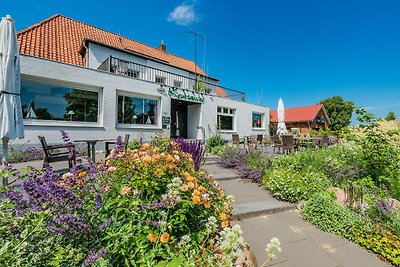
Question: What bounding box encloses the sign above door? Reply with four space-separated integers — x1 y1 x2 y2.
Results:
167 87 205 103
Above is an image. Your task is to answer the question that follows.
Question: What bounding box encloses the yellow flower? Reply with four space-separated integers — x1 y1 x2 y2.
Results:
192 189 200 196
160 232 170 244
204 201 211 209
148 233 157 243
78 171 87 178
221 220 229 228
142 143 150 150
120 186 132 195
192 195 201 204
220 213 227 221
198 185 207 192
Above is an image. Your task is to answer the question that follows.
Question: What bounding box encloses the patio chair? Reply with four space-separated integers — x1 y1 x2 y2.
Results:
271 134 283 154
105 134 130 157
257 135 263 146
262 135 272 146
328 135 338 145
248 135 258 147
38 136 76 168
281 135 298 153
321 136 329 148
232 134 244 147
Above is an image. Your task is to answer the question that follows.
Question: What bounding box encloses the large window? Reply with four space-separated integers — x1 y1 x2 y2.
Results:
252 113 264 128
21 80 99 122
117 94 158 125
217 107 235 131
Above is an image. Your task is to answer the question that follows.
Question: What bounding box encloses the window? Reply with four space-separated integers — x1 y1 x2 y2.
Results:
252 113 264 128
155 76 166 85
117 94 158 125
21 80 99 122
217 107 235 131
173 80 182 88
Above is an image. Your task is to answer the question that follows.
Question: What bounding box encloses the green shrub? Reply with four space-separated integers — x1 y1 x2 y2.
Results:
205 135 225 153
263 168 330 203
300 193 363 241
210 145 226 155
126 140 139 150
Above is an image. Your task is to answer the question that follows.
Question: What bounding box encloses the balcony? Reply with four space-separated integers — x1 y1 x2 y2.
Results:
98 56 245 101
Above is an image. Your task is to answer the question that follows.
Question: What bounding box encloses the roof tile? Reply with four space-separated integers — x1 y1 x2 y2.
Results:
17 14 205 75
270 104 325 123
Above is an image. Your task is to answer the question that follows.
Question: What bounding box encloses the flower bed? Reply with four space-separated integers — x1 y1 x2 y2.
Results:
0 135 254 266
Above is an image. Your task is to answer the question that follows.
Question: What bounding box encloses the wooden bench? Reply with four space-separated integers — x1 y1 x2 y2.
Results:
38 136 76 168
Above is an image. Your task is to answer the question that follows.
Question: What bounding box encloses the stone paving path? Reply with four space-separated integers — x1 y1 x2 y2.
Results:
203 156 389 267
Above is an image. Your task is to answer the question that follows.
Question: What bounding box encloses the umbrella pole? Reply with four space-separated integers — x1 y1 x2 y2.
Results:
2 138 9 186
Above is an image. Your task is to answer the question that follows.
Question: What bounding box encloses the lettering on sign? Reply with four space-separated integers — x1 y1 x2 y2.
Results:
167 87 205 103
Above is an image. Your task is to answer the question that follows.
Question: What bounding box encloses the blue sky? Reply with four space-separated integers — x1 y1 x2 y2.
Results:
3 0 400 119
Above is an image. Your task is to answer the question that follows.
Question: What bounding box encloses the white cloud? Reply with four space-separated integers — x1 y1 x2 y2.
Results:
167 4 196 26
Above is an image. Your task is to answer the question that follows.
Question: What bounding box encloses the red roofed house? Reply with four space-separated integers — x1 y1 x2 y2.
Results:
14 14 270 144
270 104 331 134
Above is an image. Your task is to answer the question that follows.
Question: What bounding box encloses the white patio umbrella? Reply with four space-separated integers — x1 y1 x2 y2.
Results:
276 98 288 135
0 15 24 166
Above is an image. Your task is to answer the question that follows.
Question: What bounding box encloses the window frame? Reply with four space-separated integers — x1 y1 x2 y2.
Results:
115 91 162 129
252 112 265 130
216 106 236 132
21 78 103 127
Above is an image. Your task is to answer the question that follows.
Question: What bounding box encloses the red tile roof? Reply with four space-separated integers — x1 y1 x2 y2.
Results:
270 104 327 123
216 86 228 98
17 14 205 75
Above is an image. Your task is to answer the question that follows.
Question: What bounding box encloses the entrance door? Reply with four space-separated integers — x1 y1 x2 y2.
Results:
171 100 188 138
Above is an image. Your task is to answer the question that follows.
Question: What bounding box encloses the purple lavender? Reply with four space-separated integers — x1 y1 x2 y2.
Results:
115 135 124 154
60 130 76 160
94 194 102 210
174 138 205 171
99 217 113 231
84 248 107 266
375 199 395 217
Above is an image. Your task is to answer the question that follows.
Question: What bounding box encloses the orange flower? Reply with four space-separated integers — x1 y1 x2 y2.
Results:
221 220 229 228
120 186 132 195
183 172 190 178
106 166 117 173
153 147 160 153
192 189 200 196
220 213 227 221
166 154 174 162
204 201 211 208
160 232 170 244
148 233 157 243
168 164 176 170
142 143 150 150
192 195 201 204
198 185 207 192
181 184 188 192
188 182 195 189
78 171 87 178
143 155 152 163
97 164 104 170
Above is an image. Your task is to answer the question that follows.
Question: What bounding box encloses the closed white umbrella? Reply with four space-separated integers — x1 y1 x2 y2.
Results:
0 15 24 166
277 98 288 135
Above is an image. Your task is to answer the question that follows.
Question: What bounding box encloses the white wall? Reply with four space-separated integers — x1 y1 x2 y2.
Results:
15 55 269 148
201 95 269 140
18 55 168 145
88 42 219 94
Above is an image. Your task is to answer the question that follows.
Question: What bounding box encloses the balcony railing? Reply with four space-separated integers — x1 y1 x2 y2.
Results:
98 56 246 101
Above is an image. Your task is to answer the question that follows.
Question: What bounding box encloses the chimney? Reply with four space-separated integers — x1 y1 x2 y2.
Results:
158 40 167 52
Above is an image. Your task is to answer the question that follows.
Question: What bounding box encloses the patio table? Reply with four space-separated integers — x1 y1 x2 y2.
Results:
74 139 113 162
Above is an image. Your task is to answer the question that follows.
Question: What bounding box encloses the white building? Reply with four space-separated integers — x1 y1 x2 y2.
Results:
15 14 269 144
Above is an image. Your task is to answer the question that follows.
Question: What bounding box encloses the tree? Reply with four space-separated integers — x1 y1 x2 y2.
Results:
385 111 397 121
320 96 355 130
